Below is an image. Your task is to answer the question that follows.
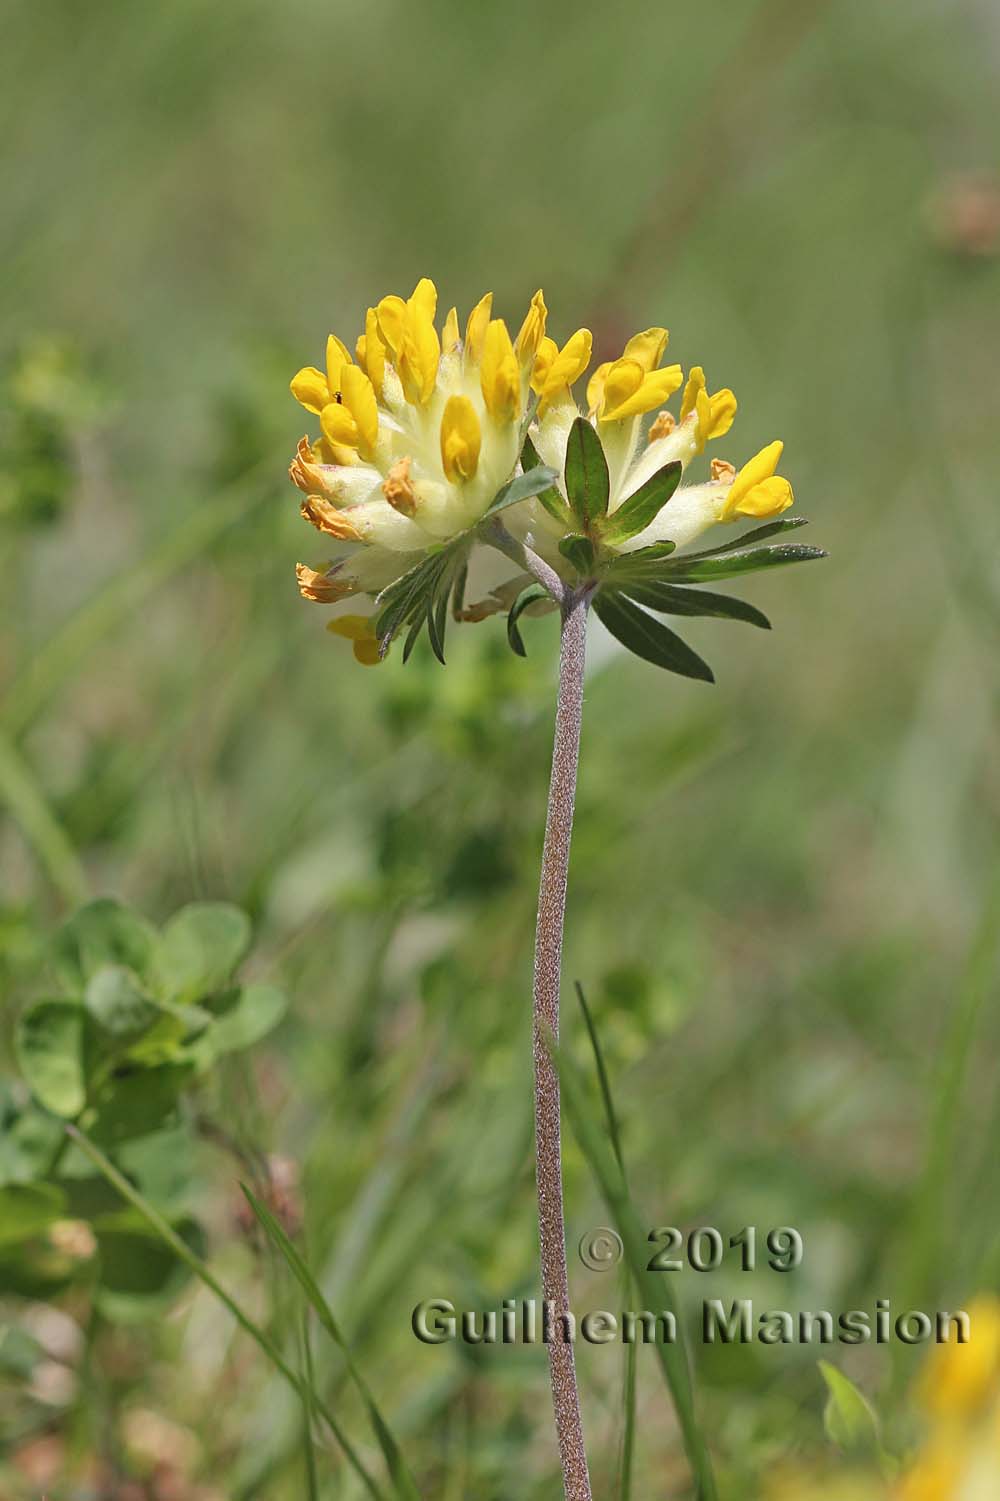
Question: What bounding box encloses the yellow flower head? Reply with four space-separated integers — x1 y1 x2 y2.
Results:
289 279 811 666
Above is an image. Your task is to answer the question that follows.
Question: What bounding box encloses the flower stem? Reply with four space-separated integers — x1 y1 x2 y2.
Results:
534 588 593 1501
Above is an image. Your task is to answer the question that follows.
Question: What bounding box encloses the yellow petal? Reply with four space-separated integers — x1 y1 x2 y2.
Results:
601 363 683 422
480 319 520 423
320 400 360 450
530 336 558 394
326 334 353 391
725 440 784 514
327 614 384 665
290 366 330 415
622 326 669 373
442 305 460 352
586 361 611 415
339 364 379 456
408 277 438 324
464 292 493 364
536 329 593 413
706 388 737 441
356 308 386 398
514 289 547 366
599 358 644 418
376 294 406 356
728 474 793 519
398 285 441 405
440 394 482 482
679 365 705 425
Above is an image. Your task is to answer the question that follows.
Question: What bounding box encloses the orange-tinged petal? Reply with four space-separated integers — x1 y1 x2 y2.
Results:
299 495 366 541
296 562 351 602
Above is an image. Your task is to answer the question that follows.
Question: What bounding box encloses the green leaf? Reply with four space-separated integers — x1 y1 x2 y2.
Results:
593 591 714 682
506 583 551 657
484 463 559 517
683 515 809 559
154 902 251 1002
241 1184 421 1501
203 983 287 1055
563 416 609 527
53 898 158 990
374 541 465 663
552 1035 718 1500
85 965 161 1041
15 999 88 1117
521 434 570 523
621 582 770 629
558 533 596 575
0 1182 67 1247
598 462 681 546
820 1362 882 1455
94 1211 204 1316
89 1065 192 1145
660 543 826 583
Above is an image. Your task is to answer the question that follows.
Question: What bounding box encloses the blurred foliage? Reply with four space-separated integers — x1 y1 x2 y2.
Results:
2 0 1000 1496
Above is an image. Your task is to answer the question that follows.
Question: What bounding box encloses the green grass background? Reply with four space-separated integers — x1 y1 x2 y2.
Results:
2 0 1000 1495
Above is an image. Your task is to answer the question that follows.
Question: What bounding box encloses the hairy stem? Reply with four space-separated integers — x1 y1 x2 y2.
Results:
484 519 567 604
534 589 593 1500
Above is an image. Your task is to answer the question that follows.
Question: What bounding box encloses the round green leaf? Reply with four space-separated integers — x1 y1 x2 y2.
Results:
94 1212 205 1319
53 898 158 990
205 983 287 1055
89 1064 192 1145
0 1182 67 1246
154 902 252 1002
15 999 87 1117
85 965 161 1041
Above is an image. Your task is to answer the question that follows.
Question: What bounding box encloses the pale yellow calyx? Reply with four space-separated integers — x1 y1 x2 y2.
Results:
296 562 351 602
299 496 365 542
327 613 383 666
396 277 441 406
648 409 676 443
722 440 793 519
480 320 520 423
440 395 482 481
514 289 547 367
533 328 593 415
382 456 419 516
464 292 494 365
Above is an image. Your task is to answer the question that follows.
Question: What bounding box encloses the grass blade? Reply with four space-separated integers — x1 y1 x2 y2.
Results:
574 983 634 1499
551 1031 718 1500
66 1125 385 1501
242 1183 421 1501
